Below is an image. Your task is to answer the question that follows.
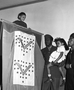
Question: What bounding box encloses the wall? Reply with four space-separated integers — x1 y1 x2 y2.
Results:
0 0 74 42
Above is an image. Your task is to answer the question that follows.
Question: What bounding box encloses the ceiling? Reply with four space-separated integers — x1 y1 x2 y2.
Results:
0 0 47 10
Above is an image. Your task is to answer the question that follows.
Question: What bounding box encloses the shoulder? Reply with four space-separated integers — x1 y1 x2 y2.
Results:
41 47 46 52
52 45 56 48
13 20 27 28
13 20 19 23
51 46 57 51
49 46 57 55
41 47 49 54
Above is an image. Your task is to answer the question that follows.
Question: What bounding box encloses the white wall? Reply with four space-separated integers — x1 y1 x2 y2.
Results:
0 0 74 42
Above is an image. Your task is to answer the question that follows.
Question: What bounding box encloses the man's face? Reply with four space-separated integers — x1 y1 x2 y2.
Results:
68 37 74 47
45 38 52 47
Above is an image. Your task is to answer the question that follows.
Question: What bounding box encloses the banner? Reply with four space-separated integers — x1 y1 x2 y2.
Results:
2 21 44 90
13 31 35 86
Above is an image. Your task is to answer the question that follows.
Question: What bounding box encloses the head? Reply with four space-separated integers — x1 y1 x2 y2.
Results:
44 34 53 47
68 33 74 48
54 38 63 47
18 12 26 21
54 38 69 50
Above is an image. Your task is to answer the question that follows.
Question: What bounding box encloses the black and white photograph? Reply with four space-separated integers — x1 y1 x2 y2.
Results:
0 0 74 90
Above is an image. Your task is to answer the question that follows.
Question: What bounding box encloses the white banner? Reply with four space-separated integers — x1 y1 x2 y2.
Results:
13 31 35 86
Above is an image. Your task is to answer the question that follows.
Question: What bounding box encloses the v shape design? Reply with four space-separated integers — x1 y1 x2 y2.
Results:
15 63 32 75
17 38 33 50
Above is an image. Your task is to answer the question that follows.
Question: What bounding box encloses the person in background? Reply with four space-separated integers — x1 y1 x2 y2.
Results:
64 33 74 90
47 38 69 85
41 34 56 90
13 12 27 28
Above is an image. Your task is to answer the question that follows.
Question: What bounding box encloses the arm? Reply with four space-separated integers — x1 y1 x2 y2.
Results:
54 52 63 63
65 51 74 70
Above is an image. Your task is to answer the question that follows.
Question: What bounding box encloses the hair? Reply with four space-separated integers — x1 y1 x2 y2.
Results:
18 12 26 19
70 33 74 39
44 34 53 41
54 37 69 50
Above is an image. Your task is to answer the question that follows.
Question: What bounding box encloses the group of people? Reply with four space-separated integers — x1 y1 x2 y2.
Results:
41 34 74 90
0 11 74 90
13 11 74 90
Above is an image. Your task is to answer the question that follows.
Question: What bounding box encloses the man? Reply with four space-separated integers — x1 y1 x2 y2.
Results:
41 34 56 90
41 34 64 90
41 34 62 90
64 33 74 90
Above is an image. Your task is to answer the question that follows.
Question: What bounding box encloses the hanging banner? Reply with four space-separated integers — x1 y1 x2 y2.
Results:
13 31 35 86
